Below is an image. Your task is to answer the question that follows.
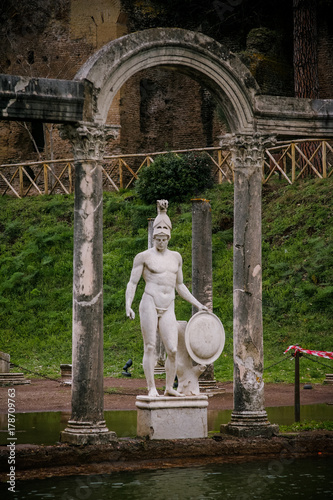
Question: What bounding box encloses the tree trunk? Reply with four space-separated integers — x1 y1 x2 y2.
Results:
293 0 321 176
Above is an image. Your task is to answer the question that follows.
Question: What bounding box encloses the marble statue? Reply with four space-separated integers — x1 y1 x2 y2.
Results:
126 200 208 397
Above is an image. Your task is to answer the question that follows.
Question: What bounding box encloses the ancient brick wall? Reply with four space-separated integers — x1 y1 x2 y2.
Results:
0 0 225 165
119 67 224 155
0 0 332 166
0 0 126 163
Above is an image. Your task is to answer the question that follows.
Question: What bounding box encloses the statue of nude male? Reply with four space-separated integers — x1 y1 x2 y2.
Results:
126 200 207 397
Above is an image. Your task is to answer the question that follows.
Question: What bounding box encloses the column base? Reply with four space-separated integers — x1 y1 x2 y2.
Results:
154 365 165 375
221 410 279 438
136 395 208 440
0 373 31 386
60 364 72 385
323 374 333 384
60 420 117 445
199 379 219 392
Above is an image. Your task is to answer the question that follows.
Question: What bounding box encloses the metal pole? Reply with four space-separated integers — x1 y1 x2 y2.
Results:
294 349 301 422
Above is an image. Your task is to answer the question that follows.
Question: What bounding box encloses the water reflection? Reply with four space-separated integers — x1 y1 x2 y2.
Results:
209 403 333 432
0 404 332 445
10 457 333 499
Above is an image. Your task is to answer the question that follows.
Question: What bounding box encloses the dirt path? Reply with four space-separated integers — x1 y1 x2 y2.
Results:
0 378 332 413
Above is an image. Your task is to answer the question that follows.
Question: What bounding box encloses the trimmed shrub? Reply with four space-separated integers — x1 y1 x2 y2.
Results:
135 151 214 204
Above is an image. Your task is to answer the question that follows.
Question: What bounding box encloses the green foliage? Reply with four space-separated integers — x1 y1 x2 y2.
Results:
0 178 332 385
261 179 333 383
279 420 333 433
135 152 214 204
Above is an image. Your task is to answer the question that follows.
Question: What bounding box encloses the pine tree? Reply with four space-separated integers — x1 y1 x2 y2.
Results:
293 0 321 176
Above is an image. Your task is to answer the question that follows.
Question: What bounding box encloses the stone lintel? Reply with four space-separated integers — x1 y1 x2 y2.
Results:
254 95 333 137
0 74 87 123
60 420 117 445
136 395 208 440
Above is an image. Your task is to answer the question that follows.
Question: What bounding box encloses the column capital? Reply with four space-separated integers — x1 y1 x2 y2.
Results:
220 133 276 169
59 121 120 160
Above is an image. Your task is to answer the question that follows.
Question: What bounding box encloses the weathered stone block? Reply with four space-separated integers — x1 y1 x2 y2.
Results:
136 395 208 440
0 351 10 373
0 75 86 123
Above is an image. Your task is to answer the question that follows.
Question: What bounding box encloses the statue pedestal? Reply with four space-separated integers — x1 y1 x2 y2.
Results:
136 395 208 440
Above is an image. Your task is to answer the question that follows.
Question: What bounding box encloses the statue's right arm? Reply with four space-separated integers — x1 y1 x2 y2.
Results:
125 253 145 320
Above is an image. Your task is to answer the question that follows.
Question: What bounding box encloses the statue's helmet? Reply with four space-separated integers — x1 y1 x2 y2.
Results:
153 200 172 239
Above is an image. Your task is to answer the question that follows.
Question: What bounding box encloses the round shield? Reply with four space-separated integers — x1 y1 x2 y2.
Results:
185 311 225 364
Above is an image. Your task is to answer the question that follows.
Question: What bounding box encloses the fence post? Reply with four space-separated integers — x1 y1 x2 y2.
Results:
291 142 296 183
44 164 48 195
262 159 265 182
119 159 123 189
322 141 327 179
218 149 222 184
294 348 301 422
19 166 24 197
68 163 72 193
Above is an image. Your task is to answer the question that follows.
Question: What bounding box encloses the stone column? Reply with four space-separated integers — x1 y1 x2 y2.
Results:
191 199 215 384
222 133 277 437
60 122 119 445
147 218 154 249
191 199 213 314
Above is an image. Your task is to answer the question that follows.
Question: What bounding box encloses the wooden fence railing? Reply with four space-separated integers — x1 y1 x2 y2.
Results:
1 141 332 198
262 139 333 185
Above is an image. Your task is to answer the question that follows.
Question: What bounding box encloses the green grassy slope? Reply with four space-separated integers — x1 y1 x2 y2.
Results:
0 178 332 383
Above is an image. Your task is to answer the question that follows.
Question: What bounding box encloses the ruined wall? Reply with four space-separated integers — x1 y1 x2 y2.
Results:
0 0 126 163
119 67 224 155
239 28 294 97
0 0 332 165
0 0 224 165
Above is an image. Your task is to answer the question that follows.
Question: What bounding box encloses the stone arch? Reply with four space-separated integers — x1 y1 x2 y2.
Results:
75 28 260 134
61 28 277 445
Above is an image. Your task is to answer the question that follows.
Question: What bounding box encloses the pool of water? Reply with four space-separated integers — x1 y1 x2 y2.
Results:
0 404 332 445
209 403 333 430
7 456 333 499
